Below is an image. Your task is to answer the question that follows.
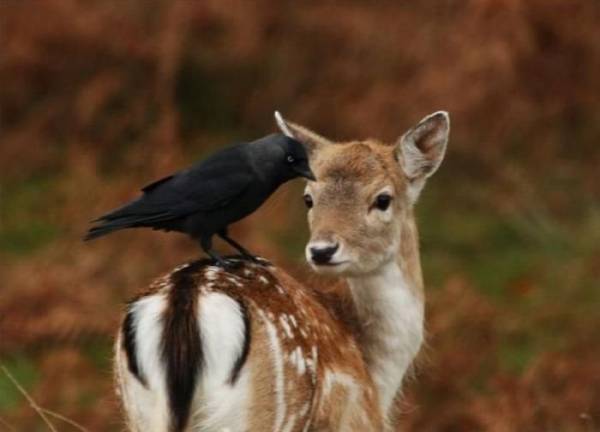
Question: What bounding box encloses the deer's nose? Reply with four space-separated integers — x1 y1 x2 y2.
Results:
309 243 339 265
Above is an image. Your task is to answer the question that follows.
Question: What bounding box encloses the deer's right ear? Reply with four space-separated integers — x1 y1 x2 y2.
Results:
274 111 332 156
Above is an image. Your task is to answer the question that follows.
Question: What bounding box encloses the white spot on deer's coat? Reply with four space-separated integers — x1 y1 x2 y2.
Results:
259 275 269 284
302 417 311 432
172 263 190 272
258 309 286 432
279 315 293 339
205 266 222 281
299 402 310 418
298 402 312 432
281 413 297 432
226 277 243 287
310 346 318 377
289 315 298 328
322 370 360 430
288 346 306 376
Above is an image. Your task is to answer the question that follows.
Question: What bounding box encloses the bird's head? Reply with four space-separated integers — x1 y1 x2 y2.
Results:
251 132 316 183
279 136 316 181
273 111 322 182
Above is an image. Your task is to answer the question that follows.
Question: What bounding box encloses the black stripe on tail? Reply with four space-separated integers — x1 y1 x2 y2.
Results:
229 300 251 385
122 304 147 386
162 263 203 432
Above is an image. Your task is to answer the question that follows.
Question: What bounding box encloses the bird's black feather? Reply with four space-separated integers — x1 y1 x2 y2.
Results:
141 174 174 193
85 133 315 264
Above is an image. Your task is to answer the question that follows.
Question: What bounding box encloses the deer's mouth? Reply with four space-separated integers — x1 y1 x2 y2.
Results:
313 260 348 267
310 260 351 275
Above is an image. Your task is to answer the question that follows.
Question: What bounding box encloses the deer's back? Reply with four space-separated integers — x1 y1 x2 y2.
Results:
115 259 382 432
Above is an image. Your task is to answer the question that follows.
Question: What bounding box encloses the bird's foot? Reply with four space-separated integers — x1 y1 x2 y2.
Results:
215 258 244 271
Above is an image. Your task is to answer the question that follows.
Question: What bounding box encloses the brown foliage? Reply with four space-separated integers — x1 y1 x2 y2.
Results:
1 0 599 430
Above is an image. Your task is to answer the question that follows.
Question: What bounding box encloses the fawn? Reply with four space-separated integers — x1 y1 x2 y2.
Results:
115 110 450 431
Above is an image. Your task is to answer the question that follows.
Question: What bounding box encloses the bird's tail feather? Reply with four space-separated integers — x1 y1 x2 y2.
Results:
84 212 173 241
84 223 127 241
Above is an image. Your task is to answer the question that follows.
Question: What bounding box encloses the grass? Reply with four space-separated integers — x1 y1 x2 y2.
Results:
498 333 540 375
0 222 61 256
0 355 39 412
0 176 62 256
81 341 113 373
1 364 90 432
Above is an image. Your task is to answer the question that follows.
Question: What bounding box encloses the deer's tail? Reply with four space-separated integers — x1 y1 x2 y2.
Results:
115 262 251 432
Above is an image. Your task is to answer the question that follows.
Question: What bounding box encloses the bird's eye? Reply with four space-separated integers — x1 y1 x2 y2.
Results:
303 194 313 209
373 193 392 211
287 155 295 163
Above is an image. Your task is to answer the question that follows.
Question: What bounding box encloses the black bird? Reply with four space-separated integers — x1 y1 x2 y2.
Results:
84 133 315 267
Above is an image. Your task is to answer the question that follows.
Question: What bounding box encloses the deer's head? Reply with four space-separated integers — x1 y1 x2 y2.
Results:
276 111 450 276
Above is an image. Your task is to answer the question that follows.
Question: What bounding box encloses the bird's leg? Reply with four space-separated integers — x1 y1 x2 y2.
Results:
200 236 240 270
217 229 269 265
218 230 254 258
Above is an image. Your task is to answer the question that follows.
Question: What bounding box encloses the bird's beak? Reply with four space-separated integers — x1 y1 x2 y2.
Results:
294 163 317 181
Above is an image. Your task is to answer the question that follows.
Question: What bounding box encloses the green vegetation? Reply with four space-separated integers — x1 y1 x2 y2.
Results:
0 176 62 256
0 355 39 412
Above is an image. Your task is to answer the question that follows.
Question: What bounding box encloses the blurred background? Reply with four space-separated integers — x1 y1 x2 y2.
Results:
1 1 599 430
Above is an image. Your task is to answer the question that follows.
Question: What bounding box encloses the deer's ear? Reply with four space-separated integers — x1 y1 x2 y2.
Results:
396 111 450 203
274 111 332 157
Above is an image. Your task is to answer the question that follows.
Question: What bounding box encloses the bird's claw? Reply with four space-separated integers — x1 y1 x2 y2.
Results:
242 254 270 266
215 258 243 271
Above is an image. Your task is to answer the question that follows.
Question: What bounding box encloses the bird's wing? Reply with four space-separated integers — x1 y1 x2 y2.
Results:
95 144 255 224
85 154 257 240
140 166 254 218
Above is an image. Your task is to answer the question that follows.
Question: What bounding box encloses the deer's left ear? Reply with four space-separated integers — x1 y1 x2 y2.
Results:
396 111 450 203
275 111 333 157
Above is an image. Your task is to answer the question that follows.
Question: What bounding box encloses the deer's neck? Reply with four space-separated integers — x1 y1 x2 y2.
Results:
346 217 424 419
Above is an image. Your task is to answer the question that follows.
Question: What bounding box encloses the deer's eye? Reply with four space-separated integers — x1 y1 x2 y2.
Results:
373 193 392 211
303 194 314 209
287 155 295 163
